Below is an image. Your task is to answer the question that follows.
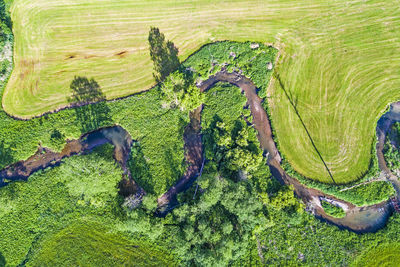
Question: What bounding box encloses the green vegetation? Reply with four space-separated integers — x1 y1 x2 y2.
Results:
0 41 275 196
0 145 126 264
121 86 300 266
0 87 187 196
168 168 269 266
255 209 400 266
160 69 204 111
384 122 400 172
203 118 264 177
4 0 400 185
352 244 400 267
321 200 346 218
0 27 399 266
28 222 175 267
283 160 395 207
0 145 176 266
0 41 279 266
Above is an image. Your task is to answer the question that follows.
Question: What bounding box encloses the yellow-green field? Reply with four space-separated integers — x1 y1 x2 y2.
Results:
4 0 400 183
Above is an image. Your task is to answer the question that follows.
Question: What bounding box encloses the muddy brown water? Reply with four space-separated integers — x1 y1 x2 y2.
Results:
0 71 398 232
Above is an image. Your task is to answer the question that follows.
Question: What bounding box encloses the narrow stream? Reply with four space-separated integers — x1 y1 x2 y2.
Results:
0 125 143 197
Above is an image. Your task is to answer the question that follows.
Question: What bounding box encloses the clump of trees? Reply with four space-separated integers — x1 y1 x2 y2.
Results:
160 69 204 111
122 115 304 265
169 170 270 266
148 27 179 83
149 27 203 111
204 118 264 179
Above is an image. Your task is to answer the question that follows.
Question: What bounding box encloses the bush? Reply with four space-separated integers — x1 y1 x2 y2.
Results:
321 200 345 218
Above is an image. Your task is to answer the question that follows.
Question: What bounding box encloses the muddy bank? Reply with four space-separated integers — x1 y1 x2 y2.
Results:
0 126 144 197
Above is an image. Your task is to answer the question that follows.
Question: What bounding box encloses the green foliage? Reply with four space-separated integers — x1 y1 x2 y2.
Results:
202 82 247 127
168 169 270 266
161 69 204 111
0 41 274 198
127 142 154 193
27 222 176 267
321 200 345 218
148 26 180 82
183 41 276 98
204 118 263 178
0 145 124 265
0 1 11 30
352 243 400 267
384 122 400 171
3 37 399 267
269 185 304 214
0 60 8 75
282 160 395 207
0 87 187 196
336 181 395 206
256 208 400 266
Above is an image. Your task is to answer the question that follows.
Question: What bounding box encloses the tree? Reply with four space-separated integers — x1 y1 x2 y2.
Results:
269 185 304 213
169 171 269 266
204 118 264 178
160 70 204 111
148 27 180 82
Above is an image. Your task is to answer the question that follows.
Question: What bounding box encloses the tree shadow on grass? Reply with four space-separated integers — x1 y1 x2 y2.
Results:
127 142 154 194
0 251 5 267
68 76 113 133
0 140 14 169
163 147 183 188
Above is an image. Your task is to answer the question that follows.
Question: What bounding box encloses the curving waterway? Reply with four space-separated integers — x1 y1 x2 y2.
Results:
0 71 399 233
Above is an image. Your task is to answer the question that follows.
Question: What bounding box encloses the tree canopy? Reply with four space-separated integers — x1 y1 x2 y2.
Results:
160 69 204 111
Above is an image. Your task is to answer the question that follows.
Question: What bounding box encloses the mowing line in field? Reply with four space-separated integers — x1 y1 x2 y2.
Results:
275 73 337 184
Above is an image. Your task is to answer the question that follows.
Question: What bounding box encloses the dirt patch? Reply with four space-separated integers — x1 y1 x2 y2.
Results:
65 54 76 60
115 51 128 58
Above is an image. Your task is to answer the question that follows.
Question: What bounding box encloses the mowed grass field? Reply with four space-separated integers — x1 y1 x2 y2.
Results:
3 0 400 183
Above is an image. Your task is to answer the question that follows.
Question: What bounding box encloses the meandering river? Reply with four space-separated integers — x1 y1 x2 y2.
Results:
0 71 399 233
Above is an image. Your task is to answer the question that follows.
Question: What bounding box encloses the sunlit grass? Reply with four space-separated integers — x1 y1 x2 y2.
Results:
4 0 400 183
